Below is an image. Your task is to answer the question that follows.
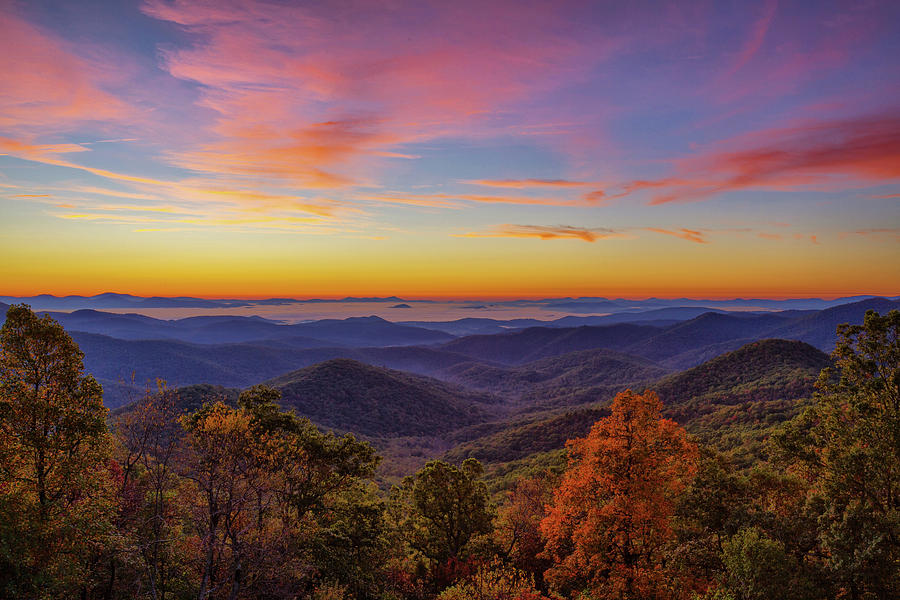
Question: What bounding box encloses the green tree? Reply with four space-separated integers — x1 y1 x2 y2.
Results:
179 386 384 599
397 458 494 567
775 309 900 599
0 304 113 598
719 527 791 600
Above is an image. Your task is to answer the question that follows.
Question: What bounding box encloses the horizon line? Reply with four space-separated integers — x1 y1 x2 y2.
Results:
2 291 898 303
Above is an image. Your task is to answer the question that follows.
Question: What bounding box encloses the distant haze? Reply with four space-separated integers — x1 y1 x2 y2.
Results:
3 294 893 323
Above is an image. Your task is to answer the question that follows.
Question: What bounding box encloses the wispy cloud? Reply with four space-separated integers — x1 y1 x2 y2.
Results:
719 0 778 80
456 224 623 242
840 228 900 240
0 13 133 131
0 137 355 223
139 0 604 188
464 179 597 188
358 191 603 208
644 228 708 243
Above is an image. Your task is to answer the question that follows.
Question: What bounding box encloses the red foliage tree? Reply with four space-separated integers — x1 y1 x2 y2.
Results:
541 390 698 600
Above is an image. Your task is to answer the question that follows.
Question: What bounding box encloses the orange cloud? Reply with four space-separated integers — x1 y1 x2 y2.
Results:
456 224 622 242
842 228 900 240
583 190 608 204
0 137 171 187
168 118 401 189
0 137 351 221
757 232 782 240
645 228 708 244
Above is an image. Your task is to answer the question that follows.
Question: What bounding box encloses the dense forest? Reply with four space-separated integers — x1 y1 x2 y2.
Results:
0 303 898 599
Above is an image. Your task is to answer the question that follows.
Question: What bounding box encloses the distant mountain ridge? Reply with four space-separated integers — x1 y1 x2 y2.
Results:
439 323 662 364
438 298 899 368
4 296 896 410
0 293 427 310
2 292 894 313
48 311 452 347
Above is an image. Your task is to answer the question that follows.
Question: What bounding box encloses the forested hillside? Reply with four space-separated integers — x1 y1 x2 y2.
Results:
265 358 499 437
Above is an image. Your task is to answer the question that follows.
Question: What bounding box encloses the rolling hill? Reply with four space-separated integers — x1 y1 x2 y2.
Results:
265 359 500 437
654 339 831 418
109 383 240 418
441 348 670 408
444 407 610 466
621 312 794 364
27 298 900 413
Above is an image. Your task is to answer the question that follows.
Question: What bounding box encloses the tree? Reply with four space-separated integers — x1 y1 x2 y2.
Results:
541 389 698 600
719 527 791 600
437 557 550 600
180 401 276 600
391 457 494 591
177 386 384 599
111 382 187 600
494 476 555 589
774 309 900 599
238 385 384 598
0 304 114 597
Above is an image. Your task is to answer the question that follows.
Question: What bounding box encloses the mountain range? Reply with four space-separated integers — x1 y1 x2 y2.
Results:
5 296 886 406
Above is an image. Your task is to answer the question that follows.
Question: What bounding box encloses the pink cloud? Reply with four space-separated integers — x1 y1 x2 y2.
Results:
139 0 605 186
0 13 133 131
605 112 900 205
705 0 878 107
722 0 778 79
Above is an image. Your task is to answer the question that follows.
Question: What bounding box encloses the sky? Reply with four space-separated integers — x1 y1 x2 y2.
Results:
0 0 898 299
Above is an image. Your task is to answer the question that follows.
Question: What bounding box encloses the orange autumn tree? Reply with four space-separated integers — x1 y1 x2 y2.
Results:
541 390 698 600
